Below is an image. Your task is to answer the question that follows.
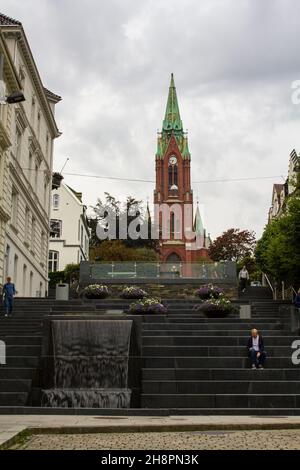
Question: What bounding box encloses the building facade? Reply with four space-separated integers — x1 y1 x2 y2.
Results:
154 74 210 263
0 28 21 288
49 182 90 272
0 13 61 296
268 149 300 222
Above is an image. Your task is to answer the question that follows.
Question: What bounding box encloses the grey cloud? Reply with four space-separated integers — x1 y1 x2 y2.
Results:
1 0 299 238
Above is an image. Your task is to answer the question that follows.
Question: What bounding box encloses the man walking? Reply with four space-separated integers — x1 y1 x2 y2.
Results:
2 277 16 317
247 328 266 369
238 265 249 292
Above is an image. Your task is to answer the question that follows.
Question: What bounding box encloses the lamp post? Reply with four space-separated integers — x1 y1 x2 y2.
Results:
0 53 25 105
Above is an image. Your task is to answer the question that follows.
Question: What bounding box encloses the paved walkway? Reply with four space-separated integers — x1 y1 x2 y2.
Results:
2 415 300 449
15 429 300 450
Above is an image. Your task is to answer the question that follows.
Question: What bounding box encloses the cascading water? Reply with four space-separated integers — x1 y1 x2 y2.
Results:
42 319 132 408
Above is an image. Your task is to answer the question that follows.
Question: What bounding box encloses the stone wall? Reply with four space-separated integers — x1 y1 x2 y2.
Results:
90 282 238 300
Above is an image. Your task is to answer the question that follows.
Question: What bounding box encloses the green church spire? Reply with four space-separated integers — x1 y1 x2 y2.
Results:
162 73 183 133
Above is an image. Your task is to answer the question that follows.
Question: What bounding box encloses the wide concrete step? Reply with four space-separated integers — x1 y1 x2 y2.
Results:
165 316 280 322
0 336 42 345
142 335 297 346
6 345 42 356
142 368 300 381
3 357 39 367
50 306 96 312
0 330 43 336
0 392 29 406
141 394 300 408
0 368 36 379
0 379 32 392
142 323 283 330
166 320 282 327
142 330 292 336
142 357 297 368
142 345 293 356
142 380 300 394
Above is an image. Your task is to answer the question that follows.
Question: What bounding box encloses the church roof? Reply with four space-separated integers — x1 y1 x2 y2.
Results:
194 204 205 237
157 74 191 159
162 73 183 133
0 13 22 26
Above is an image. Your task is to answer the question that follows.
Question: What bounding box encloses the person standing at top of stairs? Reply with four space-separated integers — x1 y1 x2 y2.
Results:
2 277 16 317
238 266 249 292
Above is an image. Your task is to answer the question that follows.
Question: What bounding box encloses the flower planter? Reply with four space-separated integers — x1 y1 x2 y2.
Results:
129 298 167 315
202 307 230 318
82 284 109 300
84 293 109 299
120 287 149 300
195 285 223 300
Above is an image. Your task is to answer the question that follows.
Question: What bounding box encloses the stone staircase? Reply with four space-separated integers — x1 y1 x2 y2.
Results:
1 297 299 415
141 301 300 414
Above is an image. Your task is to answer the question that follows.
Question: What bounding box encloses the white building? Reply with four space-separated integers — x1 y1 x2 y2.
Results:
49 182 90 272
268 149 300 222
0 13 61 296
0 27 21 288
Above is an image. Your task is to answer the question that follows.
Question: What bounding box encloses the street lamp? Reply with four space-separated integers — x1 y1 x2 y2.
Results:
6 91 25 104
0 54 25 105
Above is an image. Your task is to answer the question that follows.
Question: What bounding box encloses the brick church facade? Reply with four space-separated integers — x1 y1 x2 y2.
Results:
154 74 210 264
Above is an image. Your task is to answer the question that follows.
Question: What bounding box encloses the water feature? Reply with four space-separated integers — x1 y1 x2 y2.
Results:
42 319 132 408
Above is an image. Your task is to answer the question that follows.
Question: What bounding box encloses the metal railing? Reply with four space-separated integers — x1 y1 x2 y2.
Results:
262 272 276 299
84 261 237 281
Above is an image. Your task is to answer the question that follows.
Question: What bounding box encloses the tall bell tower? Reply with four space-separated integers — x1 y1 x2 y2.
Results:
154 74 210 263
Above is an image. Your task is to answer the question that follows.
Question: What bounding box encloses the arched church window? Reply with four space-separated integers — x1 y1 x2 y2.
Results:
168 155 178 190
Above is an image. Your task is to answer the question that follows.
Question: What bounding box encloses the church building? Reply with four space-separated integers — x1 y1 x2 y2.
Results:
154 74 210 263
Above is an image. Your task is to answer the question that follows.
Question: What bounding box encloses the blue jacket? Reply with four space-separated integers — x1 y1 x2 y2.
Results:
3 282 16 298
294 294 300 308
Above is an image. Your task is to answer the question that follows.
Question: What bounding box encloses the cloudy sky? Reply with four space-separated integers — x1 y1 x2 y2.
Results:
2 0 300 239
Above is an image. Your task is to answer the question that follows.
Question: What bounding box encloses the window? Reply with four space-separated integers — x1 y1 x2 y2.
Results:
11 188 18 227
46 134 49 158
28 152 33 183
19 66 25 90
34 163 39 193
50 219 62 238
52 194 60 209
44 181 48 210
31 97 36 126
13 255 18 284
80 225 83 247
22 264 27 296
31 217 36 249
24 207 30 242
37 112 41 140
168 162 178 189
170 213 175 238
48 251 59 272
15 127 22 161
5 245 10 277
29 271 33 297
41 231 46 263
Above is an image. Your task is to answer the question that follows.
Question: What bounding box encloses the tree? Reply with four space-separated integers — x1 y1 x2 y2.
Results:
255 194 300 287
208 228 256 262
90 240 158 262
88 192 157 251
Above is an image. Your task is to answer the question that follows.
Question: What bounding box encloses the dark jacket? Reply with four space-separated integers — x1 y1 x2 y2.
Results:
247 335 264 352
294 294 300 308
